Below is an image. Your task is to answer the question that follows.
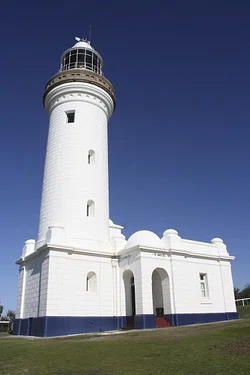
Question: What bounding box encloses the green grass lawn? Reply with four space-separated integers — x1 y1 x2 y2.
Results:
237 304 250 319
1 319 250 375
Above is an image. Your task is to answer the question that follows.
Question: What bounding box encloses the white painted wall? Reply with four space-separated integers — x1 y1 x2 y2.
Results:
172 256 226 314
46 250 114 317
17 253 49 319
17 229 236 322
219 261 237 312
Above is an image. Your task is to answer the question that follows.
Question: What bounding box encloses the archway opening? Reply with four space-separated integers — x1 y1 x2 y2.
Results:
123 270 136 316
152 268 171 317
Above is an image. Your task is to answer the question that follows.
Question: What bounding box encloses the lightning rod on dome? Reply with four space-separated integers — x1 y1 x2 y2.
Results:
88 25 92 43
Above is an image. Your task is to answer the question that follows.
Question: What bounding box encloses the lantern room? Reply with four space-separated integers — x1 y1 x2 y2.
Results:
60 38 103 75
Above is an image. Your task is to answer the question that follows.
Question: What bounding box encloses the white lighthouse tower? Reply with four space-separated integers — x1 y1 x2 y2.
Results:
37 38 115 252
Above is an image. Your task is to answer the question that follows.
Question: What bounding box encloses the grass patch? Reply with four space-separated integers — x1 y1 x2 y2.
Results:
0 320 250 375
237 304 250 319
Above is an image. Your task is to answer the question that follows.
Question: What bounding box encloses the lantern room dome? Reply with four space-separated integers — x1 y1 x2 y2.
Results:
73 40 94 50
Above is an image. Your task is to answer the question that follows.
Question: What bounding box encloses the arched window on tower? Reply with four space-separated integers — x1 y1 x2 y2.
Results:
88 150 95 165
87 200 95 217
86 272 97 292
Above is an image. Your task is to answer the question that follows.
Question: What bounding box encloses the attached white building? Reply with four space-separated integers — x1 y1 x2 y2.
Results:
13 39 237 337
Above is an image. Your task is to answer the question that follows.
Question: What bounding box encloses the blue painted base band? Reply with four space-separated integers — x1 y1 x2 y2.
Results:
166 312 238 326
12 312 238 337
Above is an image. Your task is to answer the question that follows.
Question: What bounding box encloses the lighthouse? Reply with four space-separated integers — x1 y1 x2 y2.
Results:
37 38 115 252
14 38 237 337
14 38 123 337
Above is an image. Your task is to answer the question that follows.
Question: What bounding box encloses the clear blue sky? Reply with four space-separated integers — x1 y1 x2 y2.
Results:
1 0 249 312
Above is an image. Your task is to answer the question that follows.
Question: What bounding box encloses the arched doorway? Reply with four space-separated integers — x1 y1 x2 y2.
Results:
123 270 136 316
152 268 171 326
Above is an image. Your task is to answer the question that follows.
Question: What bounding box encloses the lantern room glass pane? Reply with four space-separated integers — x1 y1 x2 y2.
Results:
71 53 76 63
65 54 69 65
86 53 92 65
78 53 85 63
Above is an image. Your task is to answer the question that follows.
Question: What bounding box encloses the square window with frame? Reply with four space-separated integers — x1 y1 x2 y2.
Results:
199 273 209 299
66 111 75 123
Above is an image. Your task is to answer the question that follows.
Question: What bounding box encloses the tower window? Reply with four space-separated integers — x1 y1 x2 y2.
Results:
66 111 75 123
88 150 95 165
86 272 97 292
199 273 209 299
87 200 95 217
